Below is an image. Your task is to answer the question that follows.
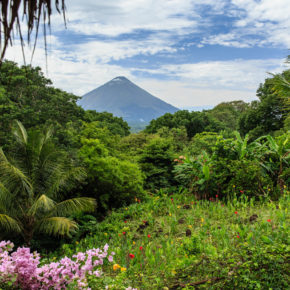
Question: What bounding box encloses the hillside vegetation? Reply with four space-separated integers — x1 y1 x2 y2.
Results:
0 59 289 289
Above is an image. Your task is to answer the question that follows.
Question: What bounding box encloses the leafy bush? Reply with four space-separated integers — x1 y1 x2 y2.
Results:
174 132 289 199
139 136 176 190
79 138 144 212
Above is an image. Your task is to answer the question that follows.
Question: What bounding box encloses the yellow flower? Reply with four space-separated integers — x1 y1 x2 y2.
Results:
177 205 181 209
171 270 177 275
125 208 128 210
75 241 79 244
188 225 192 228
201 218 204 223
104 233 108 236
121 267 127 272
113 264 121 271
169 213 172 216
233 185 236 188
171 240 174 245
132 241 136 245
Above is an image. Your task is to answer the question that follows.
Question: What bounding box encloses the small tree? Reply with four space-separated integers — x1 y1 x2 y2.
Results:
0 121 96 245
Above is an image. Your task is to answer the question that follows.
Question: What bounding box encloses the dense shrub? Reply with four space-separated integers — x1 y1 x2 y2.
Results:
139 136 176 190
79 138 144 212
174 132 289 199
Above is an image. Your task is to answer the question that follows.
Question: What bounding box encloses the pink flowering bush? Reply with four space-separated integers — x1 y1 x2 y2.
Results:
0 241 115 289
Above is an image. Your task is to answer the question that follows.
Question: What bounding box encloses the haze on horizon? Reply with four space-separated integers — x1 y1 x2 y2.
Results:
5 0 290 109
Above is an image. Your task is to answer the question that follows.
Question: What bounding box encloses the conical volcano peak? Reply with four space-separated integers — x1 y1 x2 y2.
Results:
111 76 129 83
78 77 179 128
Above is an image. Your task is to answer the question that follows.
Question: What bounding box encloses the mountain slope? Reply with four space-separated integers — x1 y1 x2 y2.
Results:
78 77 179 125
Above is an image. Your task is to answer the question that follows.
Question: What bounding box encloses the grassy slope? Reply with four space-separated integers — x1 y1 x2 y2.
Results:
53 191 290 289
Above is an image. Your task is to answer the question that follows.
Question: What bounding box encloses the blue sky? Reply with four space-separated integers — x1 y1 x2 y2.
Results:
6 0 290 108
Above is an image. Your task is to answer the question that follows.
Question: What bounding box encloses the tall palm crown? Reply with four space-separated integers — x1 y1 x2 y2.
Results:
0 0 66 61
0 121 96 245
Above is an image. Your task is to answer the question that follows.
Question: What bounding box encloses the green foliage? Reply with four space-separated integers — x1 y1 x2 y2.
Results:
220 243 289 289
51 191 290 290
174 131 289 199
0 121 96 246
78 133 144 212
0 61 85 148
208 100 249 130
119 131 157 161
139 136 176 190
239 69 289 138
145 110 225 139
83 111 130 137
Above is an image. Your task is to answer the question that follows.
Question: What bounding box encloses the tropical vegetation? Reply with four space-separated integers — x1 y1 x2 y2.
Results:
0 59 289 289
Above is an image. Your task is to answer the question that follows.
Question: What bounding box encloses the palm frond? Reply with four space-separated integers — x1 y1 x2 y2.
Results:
0 214 21 233
48 197 96 217
28 194 56 216
0 0 66 62
12 120 28 147
0 182 14 212
46 166 86 198
36 216 77 237
0 148 33 198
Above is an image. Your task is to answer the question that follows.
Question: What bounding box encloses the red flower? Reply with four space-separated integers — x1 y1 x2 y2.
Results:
129 253 135 259
143 220 147 224
234 211 238 214
221 204 224 207
171 198 173 202
267 219 271 222
237 235 240 238
147 234 151 238
139 246 143 251
137 199 141 203
122 232 126 235
215 194 218 198
240 190 244 194
124 221 127 223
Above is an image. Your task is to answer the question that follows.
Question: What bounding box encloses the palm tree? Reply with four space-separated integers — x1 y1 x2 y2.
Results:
0 0 66 61
0 121 96 246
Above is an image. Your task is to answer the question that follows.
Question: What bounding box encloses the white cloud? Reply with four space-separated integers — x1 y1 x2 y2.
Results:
3 0 289 109
56 0 199 37
137 79 256 107
136 58 285 91
6 41 285 108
